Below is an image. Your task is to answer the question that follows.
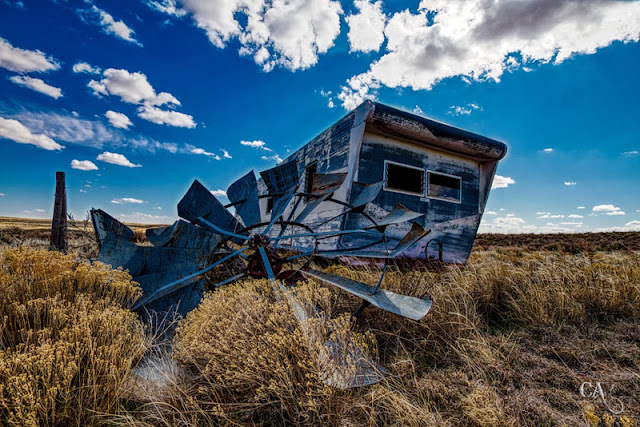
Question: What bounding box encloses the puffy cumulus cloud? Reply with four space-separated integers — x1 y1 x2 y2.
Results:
568 214 583 219
221 149 232 159
186 144 221 160
137 104 196 128
346 0 386 53
240 139 271 151
564 181 577 186
89 69 177 105
622 150 639 155
9 76 63 99
593 204 625 215
0 37 60 73
72 61 102 75
336 71 380 110
87 68 194 128
577 206 585 209
111 197 144 204
97 151 142 168
81 5 142 46
594 220 640 233
491 174 515 189
0 116 63 150
71 159 98 171
538 213 564 219
542 148 554 152
157 0 342 71
479 214 537 234
105 110 133 129
339 0 640 108
210 189 227 197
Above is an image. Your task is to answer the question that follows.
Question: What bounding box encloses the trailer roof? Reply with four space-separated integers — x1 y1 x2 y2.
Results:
360 101 507 161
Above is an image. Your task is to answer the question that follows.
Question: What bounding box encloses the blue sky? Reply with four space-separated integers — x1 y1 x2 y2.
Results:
0 0 639 233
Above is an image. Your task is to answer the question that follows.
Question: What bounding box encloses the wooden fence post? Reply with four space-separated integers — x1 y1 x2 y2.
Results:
50 171 67 252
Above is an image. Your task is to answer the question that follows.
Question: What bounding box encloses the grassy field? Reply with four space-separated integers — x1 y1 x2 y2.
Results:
0 217 638 426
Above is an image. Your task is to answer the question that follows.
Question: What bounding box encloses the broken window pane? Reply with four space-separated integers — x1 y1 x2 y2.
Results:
428 171 461 202
385 162 425 195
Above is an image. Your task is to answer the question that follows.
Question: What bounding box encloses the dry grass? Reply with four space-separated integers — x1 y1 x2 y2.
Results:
0 217 639 425
0 247 149 426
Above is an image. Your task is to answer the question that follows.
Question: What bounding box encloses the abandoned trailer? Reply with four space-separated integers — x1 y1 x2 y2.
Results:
92 100 507 321
256 100 507 263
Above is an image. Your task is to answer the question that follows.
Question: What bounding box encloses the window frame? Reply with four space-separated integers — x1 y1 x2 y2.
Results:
427 170 462 204
383 160 426 197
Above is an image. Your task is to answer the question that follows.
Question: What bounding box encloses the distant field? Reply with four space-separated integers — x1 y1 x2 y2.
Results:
0 216 162 232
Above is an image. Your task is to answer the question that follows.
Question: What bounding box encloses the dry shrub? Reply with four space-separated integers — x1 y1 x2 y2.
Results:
169 279 377 425
0 247 148 426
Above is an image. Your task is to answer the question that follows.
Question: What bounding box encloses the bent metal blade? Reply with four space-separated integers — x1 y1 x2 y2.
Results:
305 269 432 321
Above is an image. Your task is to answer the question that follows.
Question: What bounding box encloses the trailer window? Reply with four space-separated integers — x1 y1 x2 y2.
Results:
428 171 461 202
384 161 425 196
305 163 317 196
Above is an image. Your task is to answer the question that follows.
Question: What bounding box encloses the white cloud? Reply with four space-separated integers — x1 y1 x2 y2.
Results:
479 215 537 234
0 37 60 73
0 116 63 150
577 206 585 210
485 210 497 215
187 145 221 160
538 214 565 219
71 160 98 171
112 197 144 204
559 221 583 227
84 5 142 46
221 149 232 159
564 181 577 186
146 0 187 17
593 204 621 212
337 71 380 110
89 68 175 105
491 175 515 189
0 193 4 196
568 214 583 219
261 154 283 163
607 211 626 216
542 148 554 152
9 75 62 98
9 111 176 153
449 103 481 116
338 1 640 108
622 150 638 155
413 105 423 115
346 0 386 53
117 212 175 224
137 105 196 128
87 68 194 128
536 212 550 215
105 110 133 129
210 189 227 197
72 61 102 75
160 0 342 71
97 151 141 168
79 189 87 193
241 139 271 151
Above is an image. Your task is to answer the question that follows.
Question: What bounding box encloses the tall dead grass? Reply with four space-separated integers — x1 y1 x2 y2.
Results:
0 247 148 426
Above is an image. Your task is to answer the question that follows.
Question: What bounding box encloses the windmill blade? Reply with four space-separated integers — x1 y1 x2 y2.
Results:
146 219 222 251
260 161 299 194
368 203 424 229
293 192 332 223
389 222 430 258
91 208 135 246
349 181 384 208
178 179 241 235
132 246 249 310
226 170 261 228
305 269 432 321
